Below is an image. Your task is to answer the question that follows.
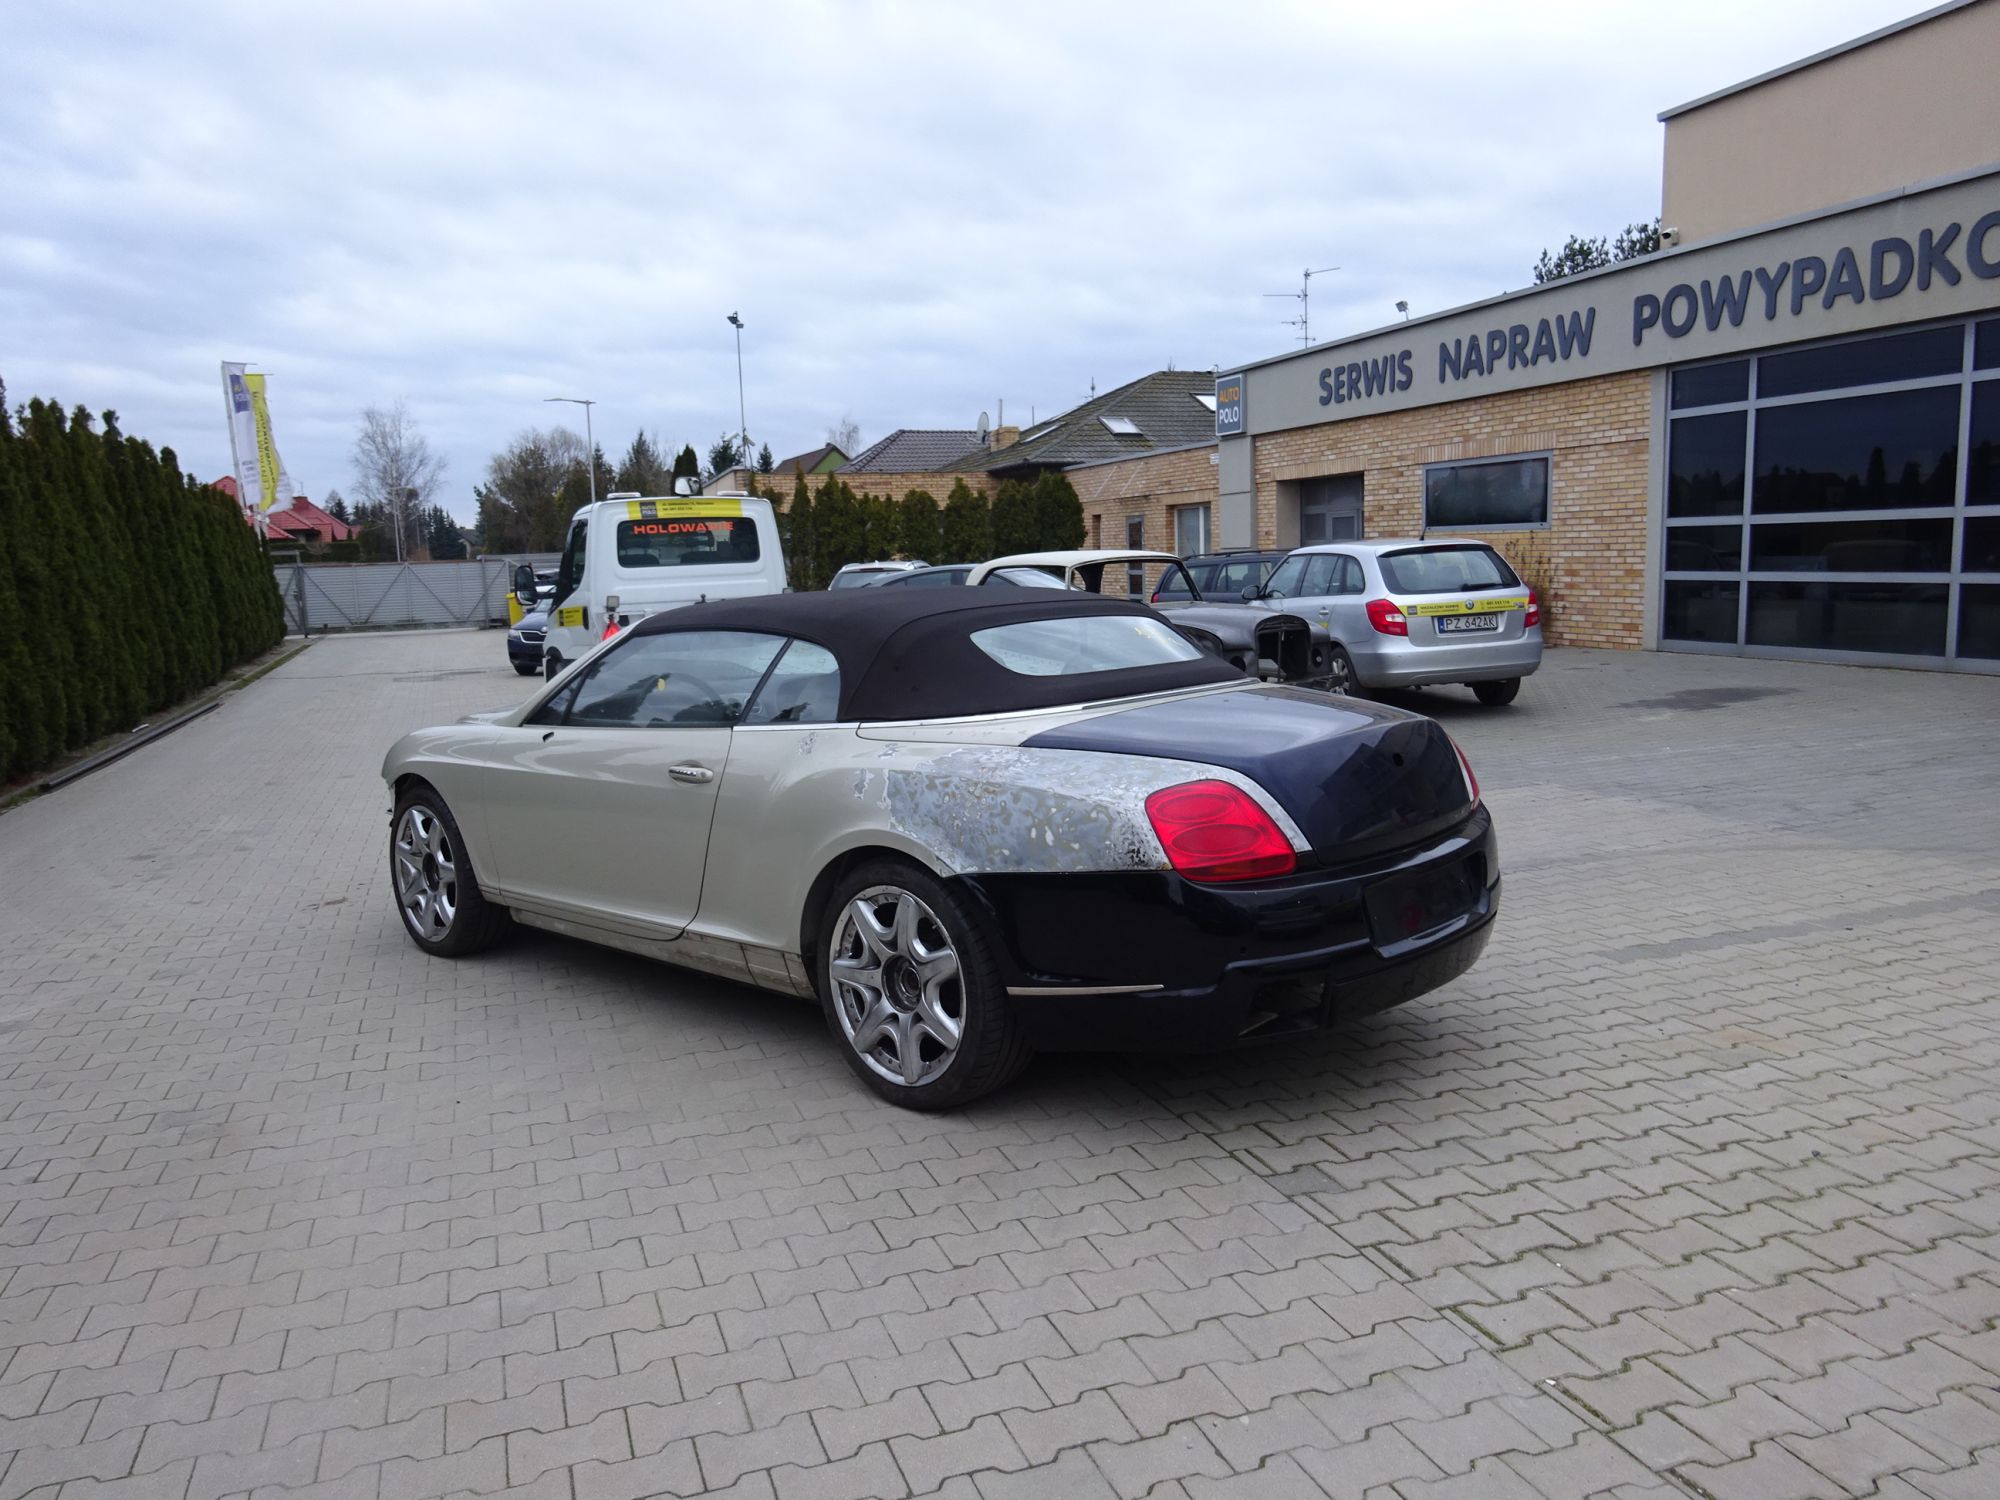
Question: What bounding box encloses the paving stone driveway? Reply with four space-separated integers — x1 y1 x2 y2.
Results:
3 631 1999 1500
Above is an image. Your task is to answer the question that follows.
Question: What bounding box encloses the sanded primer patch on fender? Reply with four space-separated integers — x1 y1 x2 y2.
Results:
864 744 1307 876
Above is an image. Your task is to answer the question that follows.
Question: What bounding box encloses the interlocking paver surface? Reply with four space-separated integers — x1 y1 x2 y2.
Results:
2 630 1998 1499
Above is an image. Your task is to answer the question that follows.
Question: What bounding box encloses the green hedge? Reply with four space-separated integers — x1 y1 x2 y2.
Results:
0 395 286 785
770 470 1086 591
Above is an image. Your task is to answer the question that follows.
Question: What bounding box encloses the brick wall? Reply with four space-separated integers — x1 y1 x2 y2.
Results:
759 471 998 511
1253 372 1652 649
1068 446 1221 579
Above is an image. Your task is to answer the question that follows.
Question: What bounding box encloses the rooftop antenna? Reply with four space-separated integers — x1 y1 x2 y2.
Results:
1264 265 1340 347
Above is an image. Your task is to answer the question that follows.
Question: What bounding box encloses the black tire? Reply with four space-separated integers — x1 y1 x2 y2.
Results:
543 651 564 681
815 859 1030 1110
1327 645 1359 696
512 660 539 676
389 783 511 957
1472 677 1521 706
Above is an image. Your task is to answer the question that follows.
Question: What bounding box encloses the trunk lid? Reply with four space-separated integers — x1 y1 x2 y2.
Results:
1022 685 1471 864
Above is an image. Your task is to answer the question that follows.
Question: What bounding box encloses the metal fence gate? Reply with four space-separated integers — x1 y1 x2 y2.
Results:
272 557 559 634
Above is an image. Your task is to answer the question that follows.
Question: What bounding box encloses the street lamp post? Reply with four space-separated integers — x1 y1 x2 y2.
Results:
545 396 597 507
726 313 748 473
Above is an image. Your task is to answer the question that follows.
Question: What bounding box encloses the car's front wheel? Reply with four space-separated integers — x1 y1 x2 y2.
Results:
817 860 1029 1109
513 659 539 676
543 651 564 681
1472 677 1521 706
390 785 511 957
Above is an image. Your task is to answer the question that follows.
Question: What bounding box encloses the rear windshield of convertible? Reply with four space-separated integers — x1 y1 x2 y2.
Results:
969 615 1203 676
615 516 761 567
1379 545 1519 594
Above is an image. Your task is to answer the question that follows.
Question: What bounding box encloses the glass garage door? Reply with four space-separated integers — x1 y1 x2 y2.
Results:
1661 316 2000 672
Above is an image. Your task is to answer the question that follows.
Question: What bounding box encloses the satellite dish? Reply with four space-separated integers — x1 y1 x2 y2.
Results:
977 411 990 437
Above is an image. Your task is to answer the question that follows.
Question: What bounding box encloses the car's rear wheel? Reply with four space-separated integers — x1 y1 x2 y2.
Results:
390 785 510 957
1327 644 1358 695
1472 677 1521 706
817 860 1029 1109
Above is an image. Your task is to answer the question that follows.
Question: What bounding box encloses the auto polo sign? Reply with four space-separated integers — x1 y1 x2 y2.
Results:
1214 374 1246 438
1232 172 2000 437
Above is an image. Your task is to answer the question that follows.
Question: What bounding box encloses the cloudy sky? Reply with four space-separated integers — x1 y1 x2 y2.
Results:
3 0 1921 521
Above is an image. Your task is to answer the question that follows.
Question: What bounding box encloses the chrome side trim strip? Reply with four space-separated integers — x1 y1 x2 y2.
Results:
1004 983 1167 997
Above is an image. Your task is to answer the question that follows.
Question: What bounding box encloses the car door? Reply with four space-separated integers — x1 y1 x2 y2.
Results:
1261 551 1341 624
475 629 786 937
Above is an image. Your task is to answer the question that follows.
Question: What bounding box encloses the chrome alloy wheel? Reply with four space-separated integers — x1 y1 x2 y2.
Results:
394 805 459 941
828 885 964 1087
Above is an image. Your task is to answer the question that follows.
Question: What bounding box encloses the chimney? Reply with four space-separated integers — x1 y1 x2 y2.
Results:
991 424 1021 451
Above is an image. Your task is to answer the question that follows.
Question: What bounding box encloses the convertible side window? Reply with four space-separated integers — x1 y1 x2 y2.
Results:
743 640 842 725
564 631 785 728
525 677 581 727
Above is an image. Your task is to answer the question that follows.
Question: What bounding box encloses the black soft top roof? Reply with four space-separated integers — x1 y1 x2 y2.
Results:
630 588 1240 720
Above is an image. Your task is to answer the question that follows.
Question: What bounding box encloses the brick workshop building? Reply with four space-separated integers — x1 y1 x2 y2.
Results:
1190 1 2000 669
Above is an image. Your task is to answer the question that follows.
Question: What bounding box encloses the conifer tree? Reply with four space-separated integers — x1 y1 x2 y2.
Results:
897 490 941 561
939 479 990 564
785 470 816 589
988 478 1039 556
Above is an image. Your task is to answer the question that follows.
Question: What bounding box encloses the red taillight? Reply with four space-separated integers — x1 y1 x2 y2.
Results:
1150 591 1161 603
1450 737 1480 807
1145 780 1297 883
1365 598 1408 636
1525 587 1541 629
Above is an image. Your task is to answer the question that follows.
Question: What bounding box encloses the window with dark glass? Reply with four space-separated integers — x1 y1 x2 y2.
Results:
1756 326 1963 398
1378 545 1519 594
1959 585 2000 660
1963 515 2000 574
1752 386 1960 513
1746 582 1947 656
1665 524 1741 571
614 516 760 567
1423 456 1548 528
1969 382 2000 507
1662 581 1739 643
1670 360 1749 409
1749 518 1954 573
1971 318 1997 371
1668 413 1746 517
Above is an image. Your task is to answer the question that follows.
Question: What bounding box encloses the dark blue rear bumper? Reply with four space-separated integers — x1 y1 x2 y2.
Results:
955 807 1497 1051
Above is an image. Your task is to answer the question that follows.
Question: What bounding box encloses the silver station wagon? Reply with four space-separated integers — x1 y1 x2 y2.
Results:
1254 539 1543 704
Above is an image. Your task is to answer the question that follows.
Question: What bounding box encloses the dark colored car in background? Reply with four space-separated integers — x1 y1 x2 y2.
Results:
1159 550 1291 602
872 564 1073 589
506 607 548 675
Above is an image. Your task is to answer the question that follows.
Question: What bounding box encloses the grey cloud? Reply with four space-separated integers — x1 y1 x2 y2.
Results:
2 0 1916 519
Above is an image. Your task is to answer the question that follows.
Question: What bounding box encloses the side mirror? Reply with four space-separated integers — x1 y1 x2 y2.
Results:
1239 585 1261 602
512 563 538 607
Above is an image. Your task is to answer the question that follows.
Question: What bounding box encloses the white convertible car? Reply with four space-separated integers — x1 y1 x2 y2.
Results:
383 589 1499 1108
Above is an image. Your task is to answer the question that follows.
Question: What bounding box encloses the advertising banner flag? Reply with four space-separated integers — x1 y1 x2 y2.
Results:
220 361 299 518
221 361 262 514
244 373 298 515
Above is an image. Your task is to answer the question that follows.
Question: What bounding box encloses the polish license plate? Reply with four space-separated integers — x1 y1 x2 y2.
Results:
1365 858 1480 951
1436 613 1500 633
